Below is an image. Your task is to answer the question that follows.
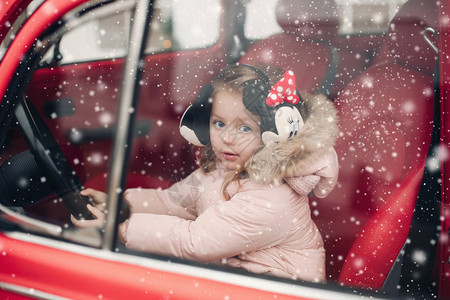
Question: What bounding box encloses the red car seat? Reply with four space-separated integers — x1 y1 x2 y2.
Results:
239 0 367 98
332 0 438 289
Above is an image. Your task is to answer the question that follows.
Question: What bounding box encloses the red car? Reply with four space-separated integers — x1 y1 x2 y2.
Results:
0 0 448 298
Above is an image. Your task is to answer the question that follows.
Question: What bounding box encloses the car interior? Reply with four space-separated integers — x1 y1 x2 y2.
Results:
0 0 444 297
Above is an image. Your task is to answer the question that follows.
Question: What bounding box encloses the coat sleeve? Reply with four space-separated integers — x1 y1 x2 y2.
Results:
122 186 292 262
285 175 321 195
123 170 204 220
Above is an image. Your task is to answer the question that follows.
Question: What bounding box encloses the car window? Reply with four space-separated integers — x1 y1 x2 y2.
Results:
336 0 408 34
0 0 223 243
145 0 221 53
244 0 408 40
46 0 221 64
243 0 283 40
39 1 133 64
120 0 441 297
0 0 138 245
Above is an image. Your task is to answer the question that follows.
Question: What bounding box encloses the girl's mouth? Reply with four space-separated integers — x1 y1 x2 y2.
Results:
222 152 238 161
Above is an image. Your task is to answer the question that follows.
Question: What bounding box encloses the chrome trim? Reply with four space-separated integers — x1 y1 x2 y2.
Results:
0 203 62 236
62 0 135 29
102 0 151 250
5 231 385 300
0 204 102 247
422 27 439 54
0 281 69 300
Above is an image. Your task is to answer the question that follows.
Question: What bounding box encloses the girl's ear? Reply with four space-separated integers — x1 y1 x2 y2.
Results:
179 84 213 146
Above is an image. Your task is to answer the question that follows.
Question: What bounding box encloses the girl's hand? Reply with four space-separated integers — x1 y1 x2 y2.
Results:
71 188 130 228
71 204 105 228
81 188 107 212
71 188 107 228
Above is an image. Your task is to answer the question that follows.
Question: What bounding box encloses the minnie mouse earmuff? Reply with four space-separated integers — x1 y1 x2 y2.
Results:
179 64 304 146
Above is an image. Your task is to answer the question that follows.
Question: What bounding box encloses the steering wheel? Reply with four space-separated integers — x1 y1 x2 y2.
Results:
14 96 94 220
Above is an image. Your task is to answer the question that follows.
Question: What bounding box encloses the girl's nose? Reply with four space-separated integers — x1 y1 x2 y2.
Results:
222 128 237 145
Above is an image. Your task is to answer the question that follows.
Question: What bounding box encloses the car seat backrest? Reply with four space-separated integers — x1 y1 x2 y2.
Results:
241 0 370 99
371 0 437 73
332 0 437 289
239 0 340 96
338 161 426 289
385 0 437 76
337 0 437 170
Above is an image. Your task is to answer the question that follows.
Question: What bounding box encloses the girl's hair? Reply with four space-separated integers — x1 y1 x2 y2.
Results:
196 64 285 199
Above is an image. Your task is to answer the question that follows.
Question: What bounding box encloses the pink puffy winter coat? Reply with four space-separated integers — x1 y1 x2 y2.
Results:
121 94 339 282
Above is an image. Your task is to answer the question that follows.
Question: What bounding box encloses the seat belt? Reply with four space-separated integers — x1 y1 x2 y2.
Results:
316 46 339 96
380 34 441 297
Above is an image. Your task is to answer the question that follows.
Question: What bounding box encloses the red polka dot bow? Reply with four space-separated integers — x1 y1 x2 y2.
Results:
266 70 300 107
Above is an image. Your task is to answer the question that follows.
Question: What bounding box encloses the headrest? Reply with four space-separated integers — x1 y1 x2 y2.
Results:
386 0 438 75
276 0 338 42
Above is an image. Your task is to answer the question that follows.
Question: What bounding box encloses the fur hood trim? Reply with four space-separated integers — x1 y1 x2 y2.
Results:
246 94 338 184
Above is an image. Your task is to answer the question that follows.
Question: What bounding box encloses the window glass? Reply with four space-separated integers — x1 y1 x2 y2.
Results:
239 0 439 296
0 0 137 245
145 0 221 53
336 0 407 34
47 0 221 64
243 0 408 40
0 0 443 298
120 0 440 297
244 0 282 40
42 1 133 64
0 0 222 245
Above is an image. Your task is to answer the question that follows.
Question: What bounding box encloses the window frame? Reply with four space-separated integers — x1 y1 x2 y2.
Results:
0 0 45 62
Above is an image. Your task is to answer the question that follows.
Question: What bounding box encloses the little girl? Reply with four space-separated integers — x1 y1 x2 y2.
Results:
73 64 339 283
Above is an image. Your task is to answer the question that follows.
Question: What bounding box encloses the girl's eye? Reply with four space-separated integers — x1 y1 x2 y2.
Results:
240 125 252 133
214 120 225 128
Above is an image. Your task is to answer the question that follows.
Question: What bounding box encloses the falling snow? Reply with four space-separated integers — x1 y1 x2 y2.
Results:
0 0 445 298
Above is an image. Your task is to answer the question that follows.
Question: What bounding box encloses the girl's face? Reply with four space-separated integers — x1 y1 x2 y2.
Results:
210 89 263 171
